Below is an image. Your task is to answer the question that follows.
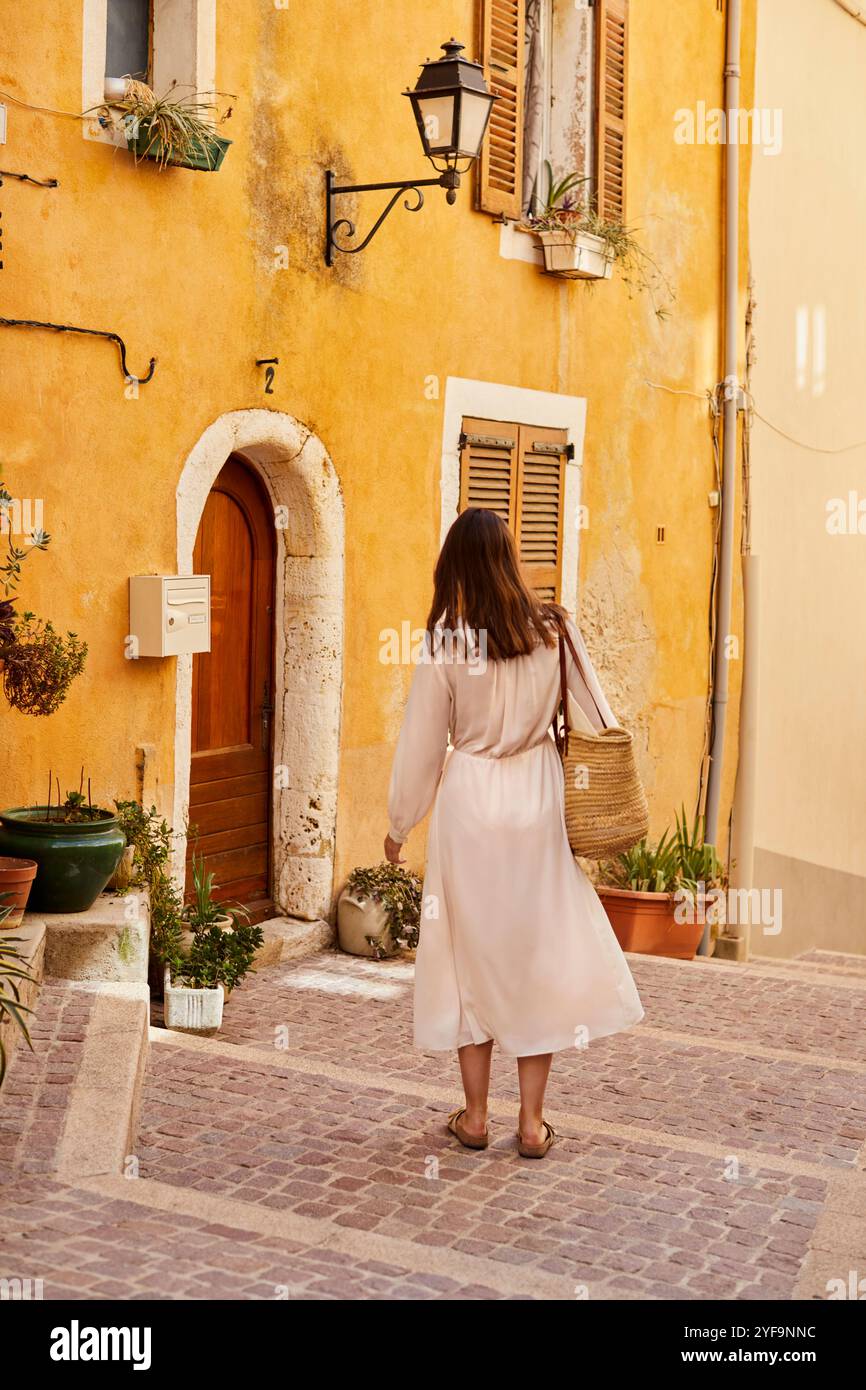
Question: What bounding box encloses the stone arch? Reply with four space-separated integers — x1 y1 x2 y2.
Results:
174 409 344 920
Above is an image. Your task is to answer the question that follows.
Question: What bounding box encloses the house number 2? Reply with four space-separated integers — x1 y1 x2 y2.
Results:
256 357 279 394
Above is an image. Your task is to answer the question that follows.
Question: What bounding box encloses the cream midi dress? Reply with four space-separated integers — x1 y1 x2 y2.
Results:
387 618 644 1057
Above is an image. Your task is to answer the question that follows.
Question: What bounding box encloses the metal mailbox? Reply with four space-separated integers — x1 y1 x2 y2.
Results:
129 575 211 657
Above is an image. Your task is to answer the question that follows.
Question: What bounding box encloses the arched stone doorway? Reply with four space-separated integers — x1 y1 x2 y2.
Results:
174 410 344 921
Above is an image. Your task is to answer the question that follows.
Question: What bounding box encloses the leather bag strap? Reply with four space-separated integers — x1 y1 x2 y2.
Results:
556 626 608 747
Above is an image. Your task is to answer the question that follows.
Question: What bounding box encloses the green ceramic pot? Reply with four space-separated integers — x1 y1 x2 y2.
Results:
0 807 125 914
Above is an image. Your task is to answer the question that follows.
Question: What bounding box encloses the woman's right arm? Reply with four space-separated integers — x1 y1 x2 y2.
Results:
386 654 452 848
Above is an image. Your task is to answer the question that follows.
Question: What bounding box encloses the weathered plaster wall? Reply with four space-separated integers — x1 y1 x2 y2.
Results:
0 0 753 907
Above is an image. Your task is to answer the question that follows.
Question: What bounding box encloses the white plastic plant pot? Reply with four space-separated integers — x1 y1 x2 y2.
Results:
163 968 224 1035
336 889 397 959
536 229 614 280
104 77 129 102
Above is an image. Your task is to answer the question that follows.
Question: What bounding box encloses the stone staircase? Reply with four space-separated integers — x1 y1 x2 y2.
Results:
750 948 866 981
1 892 333 1179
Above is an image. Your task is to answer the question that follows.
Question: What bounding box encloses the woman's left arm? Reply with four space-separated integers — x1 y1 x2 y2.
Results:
385 655 452 861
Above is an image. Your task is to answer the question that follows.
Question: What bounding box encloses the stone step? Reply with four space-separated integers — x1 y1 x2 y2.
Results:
0 976 149 1179
750 951 866 981
254 916 334 967
23 893 148 985
798 949 866 976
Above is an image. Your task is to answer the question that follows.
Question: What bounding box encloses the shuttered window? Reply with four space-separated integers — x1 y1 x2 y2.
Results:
477 0 526 219
596 0 629 223
459 418 567 602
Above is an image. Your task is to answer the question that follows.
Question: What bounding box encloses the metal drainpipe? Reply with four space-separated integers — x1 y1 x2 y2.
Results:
701 0 742 952
730 550 760 955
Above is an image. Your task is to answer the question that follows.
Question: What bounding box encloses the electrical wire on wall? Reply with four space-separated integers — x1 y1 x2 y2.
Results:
643 377 722 826
741 274 756 560
831 0 866 26
724 270 758 881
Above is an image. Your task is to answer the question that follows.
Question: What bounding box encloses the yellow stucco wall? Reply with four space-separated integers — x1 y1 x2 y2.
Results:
0 0 753 902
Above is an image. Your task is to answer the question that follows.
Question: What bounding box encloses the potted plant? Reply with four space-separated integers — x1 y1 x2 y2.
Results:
164 918 263 1035
0 482 88 717
114 801 184 998
0 774 125 914
521 162 673 313
0 901 36 1083
0 858 38 926
179 850 249 960
110 80 233 171
597 808 727 960
337 863 422 960
672 806 729 958
523 165 613 280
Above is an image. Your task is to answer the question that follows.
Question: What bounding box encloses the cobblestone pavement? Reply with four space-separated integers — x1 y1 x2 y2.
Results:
0 981 95 1175
2 949 865 1300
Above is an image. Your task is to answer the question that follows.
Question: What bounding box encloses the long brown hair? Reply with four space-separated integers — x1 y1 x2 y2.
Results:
426 508 567 661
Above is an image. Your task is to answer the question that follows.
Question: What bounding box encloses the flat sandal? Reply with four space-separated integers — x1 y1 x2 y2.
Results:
517 1120 556 1159
447 1107 489 1150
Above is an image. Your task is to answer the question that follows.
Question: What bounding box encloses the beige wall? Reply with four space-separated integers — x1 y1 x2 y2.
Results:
748 0 866 956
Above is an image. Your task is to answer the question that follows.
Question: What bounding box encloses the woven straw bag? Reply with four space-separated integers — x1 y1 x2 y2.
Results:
554 628 649 858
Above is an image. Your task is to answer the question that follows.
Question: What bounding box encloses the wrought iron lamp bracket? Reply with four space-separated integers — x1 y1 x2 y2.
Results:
325 168 461 265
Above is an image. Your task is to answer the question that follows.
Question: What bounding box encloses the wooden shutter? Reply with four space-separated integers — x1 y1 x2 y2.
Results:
596 0 629 223
459 419 519 526
459 419 567 602
515 425 566 601
477 0 526 219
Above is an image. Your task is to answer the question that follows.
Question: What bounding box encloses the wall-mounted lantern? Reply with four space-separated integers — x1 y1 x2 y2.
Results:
325 39 497 265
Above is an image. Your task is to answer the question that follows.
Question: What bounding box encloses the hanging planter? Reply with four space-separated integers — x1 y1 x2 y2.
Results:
127 125 232 172
520 161 674 312
106 81 233 172
533 227 614 281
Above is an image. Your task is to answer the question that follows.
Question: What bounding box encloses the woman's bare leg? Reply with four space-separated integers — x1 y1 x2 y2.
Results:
457 1040 494 1137
517 1053 553 1144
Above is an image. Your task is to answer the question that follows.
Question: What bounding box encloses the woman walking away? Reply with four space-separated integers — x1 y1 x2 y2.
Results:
385 508 643 1159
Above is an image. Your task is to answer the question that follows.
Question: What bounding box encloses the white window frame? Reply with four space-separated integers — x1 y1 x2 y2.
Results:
82 0 216 147
439 377 586 617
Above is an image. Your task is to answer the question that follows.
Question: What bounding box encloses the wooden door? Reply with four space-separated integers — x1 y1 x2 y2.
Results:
187 455 275 918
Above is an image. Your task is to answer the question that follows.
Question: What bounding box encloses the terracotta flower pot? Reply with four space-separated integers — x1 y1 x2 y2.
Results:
597 886 704 960
0 856 38 926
